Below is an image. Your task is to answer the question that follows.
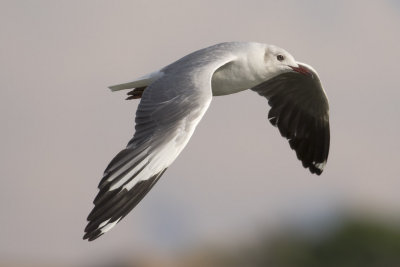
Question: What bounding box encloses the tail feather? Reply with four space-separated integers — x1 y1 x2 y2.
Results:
108 70 163 91
126 87 147 100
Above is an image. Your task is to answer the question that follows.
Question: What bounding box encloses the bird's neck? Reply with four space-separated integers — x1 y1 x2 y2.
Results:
211 49 269 96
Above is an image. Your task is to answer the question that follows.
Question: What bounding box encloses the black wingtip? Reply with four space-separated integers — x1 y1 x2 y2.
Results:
83 229 103 241
83 168 168 242
309 165 323 175
251 65 330 176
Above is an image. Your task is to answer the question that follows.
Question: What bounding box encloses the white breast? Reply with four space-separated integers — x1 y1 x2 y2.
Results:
211 43 268 96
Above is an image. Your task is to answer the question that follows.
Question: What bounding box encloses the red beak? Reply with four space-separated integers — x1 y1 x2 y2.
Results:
290 65 311 75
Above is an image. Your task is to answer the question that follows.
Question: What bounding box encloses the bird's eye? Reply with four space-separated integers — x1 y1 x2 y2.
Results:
277 55 285 61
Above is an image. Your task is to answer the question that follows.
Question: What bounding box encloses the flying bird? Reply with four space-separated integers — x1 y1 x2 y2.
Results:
83 42 330 241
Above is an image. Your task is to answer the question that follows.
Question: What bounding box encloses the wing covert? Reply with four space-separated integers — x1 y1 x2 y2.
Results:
84 56 235 241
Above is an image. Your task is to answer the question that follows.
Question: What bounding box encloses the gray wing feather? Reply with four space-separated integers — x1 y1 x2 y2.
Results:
84 55 235 241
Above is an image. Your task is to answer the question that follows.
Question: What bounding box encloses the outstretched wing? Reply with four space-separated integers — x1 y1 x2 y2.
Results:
84 57 235 241
251 63 330 175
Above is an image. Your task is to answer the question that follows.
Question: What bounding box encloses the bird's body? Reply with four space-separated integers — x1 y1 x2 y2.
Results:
84 42 330 241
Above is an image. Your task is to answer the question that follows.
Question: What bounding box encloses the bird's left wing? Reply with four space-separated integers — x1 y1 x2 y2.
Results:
83 57 235 241
251 63 330 175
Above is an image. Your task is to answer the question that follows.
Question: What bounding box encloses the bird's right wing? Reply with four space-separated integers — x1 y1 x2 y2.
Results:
83 56 235 241
251 63 330 175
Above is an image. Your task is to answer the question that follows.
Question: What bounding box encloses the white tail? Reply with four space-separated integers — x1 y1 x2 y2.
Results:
108 70 163 91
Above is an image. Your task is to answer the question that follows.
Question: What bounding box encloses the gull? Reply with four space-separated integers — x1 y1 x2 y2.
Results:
83 42 330 241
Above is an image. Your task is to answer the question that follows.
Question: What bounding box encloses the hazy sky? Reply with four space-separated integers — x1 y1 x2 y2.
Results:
1 0 399 265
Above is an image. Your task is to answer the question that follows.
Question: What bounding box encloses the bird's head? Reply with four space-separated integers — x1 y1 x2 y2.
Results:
264 45 311 77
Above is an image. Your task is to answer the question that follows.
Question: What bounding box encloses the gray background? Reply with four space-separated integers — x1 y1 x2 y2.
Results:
1 0 399 265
